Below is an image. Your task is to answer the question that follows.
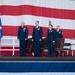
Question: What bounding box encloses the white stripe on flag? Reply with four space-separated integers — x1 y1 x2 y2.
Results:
1 15 75 30
0 0 75 10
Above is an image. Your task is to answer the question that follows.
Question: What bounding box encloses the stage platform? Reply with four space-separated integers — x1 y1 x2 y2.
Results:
0 56 75 61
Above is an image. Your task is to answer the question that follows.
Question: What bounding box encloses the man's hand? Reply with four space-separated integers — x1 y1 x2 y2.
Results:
39 39 42 41
25 39 27 40
32 39 34 41
53 41 55 44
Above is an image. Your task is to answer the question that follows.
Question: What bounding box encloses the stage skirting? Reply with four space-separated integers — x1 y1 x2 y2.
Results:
0 62 75 72
0 61 75 75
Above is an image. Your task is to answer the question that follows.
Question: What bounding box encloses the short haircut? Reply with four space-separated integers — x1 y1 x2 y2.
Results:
49 24 53 27
57 25 60 27
36 21 39 23
21 22 25 25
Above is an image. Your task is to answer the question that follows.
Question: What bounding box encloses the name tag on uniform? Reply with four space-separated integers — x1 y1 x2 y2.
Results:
23 27 26 32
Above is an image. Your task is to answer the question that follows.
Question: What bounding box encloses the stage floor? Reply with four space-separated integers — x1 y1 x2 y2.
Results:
0 56 75 61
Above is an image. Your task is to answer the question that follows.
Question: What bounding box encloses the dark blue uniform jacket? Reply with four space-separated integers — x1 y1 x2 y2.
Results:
56 30 63 39
18 26 28 40
32 26 42 41
47 29 56 42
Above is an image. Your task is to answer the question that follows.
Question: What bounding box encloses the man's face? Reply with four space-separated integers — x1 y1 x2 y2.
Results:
49 25 52 29
35 21 39 26
57 26 60 30
21 22 25 27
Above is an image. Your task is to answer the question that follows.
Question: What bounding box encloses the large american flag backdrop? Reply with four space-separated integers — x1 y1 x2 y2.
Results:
0 0 75 55
0 0 75 75
0 0 75 38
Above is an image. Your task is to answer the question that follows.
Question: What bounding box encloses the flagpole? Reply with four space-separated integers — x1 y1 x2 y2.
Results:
0 13 2 56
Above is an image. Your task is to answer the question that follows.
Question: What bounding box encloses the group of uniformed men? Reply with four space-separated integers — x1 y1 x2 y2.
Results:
18 21 63 57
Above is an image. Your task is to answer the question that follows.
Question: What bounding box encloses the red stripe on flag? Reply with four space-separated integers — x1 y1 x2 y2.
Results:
2 25 75 38
0 5 75 20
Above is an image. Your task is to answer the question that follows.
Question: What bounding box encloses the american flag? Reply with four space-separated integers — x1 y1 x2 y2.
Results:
0 0 75 39
0 0 75 75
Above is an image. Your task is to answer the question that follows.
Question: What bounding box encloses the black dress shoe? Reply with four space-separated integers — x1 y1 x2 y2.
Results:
34 55 37 57
48 56 51 57
48 55 54 57
20 55 26 57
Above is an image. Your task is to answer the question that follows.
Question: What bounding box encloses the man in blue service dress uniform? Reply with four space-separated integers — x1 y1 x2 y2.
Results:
18 22 28 56
47 24 56 57
56 25 63 56
32 21 42 57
